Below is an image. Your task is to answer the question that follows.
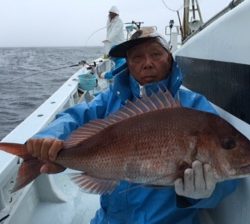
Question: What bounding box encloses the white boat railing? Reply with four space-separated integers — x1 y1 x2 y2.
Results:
0 58 111 224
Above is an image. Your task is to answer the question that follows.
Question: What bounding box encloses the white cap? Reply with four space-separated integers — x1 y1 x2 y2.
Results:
109 6 119 15
109 27 170 58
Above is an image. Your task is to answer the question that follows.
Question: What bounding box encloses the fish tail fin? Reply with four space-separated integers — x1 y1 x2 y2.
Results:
0 143 44 192
0 143 30 159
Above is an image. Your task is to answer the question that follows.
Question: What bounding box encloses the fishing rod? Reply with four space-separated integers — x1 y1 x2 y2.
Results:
4 60 89 84
84 26 107 47
125 21 144 30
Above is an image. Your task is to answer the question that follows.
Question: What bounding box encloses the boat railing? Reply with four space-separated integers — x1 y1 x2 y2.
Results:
0 58 111 223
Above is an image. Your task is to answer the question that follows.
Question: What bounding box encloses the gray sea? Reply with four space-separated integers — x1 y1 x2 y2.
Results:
0 46 103 140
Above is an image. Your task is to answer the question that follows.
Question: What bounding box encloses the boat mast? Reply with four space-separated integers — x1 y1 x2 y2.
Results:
182 0 203 41
164 0 203 50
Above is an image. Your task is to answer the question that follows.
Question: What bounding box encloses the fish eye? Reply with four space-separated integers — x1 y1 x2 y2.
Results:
221 137 236 150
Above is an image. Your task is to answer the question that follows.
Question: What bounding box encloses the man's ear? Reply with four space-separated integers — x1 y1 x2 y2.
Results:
167 53 173 64
166 53 173 73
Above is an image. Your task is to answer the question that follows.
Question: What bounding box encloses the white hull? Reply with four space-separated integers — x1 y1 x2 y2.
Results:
175 1 250 223
0 59 111 224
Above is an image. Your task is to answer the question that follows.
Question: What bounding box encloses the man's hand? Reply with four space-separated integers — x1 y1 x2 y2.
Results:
174 160 216 199
26 138 65 174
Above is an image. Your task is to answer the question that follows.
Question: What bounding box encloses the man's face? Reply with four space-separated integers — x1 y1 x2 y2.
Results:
109 12 117 20
127 40 172 85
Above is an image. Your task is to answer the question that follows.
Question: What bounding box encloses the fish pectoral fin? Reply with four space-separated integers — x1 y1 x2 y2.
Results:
68 173 118 194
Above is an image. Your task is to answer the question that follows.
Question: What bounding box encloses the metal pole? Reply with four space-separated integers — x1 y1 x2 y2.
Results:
183 0 190 40
195 0 203 23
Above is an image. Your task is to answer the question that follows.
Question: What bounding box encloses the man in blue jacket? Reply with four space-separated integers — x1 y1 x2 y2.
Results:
26 27 238 224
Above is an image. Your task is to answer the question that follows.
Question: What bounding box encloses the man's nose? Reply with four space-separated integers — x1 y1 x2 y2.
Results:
143 55 153 68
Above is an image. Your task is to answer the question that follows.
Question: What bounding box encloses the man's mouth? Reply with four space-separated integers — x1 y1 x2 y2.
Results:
141 75 155 83
238 164 250 173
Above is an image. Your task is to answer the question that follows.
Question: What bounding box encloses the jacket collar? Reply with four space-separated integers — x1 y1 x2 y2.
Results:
113 61 183 103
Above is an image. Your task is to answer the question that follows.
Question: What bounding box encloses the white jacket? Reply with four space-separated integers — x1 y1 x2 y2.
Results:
105 16 125 53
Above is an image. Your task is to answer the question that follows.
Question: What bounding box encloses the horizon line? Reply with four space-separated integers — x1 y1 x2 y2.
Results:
0 45 103 48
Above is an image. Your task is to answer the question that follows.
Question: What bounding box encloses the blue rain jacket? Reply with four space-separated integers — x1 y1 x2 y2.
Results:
34 61 238 224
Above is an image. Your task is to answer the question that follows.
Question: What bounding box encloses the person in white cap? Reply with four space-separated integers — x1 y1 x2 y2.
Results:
103 6 125 55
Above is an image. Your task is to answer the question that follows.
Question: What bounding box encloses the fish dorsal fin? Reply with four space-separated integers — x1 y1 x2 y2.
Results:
140 89 179 110
111 89 179 120
68 173 118 194
64 89 179 149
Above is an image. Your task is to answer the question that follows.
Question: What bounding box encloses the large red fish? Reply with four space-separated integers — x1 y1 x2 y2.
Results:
0 90 250 194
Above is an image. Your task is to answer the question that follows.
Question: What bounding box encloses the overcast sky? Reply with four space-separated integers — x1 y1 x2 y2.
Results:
0 0 231 47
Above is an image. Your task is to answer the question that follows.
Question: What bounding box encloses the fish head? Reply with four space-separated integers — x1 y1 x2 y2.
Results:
206 115 250 180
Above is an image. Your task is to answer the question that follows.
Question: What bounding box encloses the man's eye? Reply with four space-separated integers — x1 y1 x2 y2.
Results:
152 52 161 57
131 55 142 62
133 56 141 59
